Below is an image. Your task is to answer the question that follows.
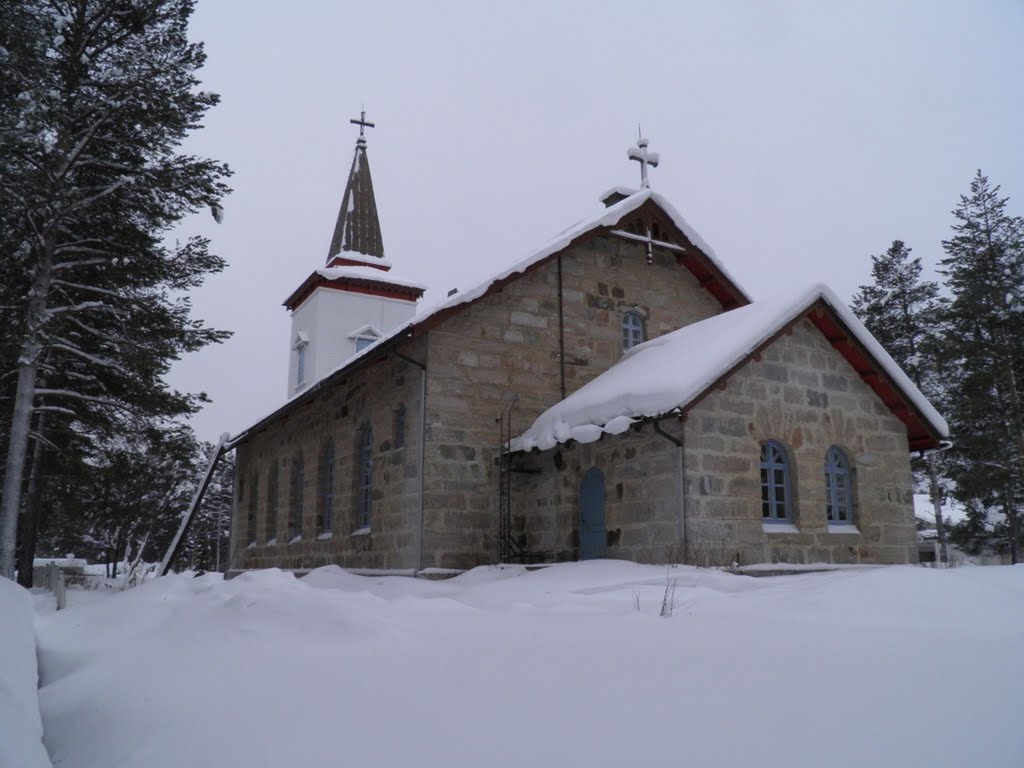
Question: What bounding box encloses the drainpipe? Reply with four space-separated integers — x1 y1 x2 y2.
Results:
653 416 686 562
395 350 427 573
557 254 566 400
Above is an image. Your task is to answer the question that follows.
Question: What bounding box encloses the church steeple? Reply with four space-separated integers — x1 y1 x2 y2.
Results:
285 110 424 396
326 110 385 264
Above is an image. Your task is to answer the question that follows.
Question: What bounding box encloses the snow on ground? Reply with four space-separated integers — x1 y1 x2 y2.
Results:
34 562 1024 768
0 579 53 768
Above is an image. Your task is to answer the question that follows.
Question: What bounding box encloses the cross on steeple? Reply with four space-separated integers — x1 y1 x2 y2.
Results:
627 135 659 189
350 109 375 145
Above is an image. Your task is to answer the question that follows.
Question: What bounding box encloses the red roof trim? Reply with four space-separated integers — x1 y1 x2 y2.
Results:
806 303 940 451
284 273 424 311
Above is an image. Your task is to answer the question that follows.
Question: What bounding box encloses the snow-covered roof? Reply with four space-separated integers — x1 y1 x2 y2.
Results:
414 188 748 322
329 250 394 269
237 189 748 442
315 266 427 292
599 185 639 202
510 283 949 453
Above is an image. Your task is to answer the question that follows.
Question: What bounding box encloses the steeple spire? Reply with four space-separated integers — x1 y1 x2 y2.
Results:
327 110 384 263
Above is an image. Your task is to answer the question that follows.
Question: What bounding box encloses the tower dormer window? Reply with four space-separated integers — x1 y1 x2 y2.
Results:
349 324 382 353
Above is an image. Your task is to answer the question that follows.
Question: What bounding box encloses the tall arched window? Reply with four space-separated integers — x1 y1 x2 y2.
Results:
266 462 279 544
760 440 792 521
825 446 852 524
622 311 645 351
358 424 374 528
288 451 304 541
318 441 335 535
247 473 258 545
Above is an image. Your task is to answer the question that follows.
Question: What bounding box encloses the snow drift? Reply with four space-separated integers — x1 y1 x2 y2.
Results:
0 578 53 768
33 563 1024 768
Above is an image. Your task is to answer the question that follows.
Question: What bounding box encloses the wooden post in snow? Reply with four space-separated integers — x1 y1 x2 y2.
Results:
158 433 230 577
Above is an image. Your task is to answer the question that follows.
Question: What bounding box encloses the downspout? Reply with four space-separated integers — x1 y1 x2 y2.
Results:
395 349 427 573
653 415 686 562
557 254 566 399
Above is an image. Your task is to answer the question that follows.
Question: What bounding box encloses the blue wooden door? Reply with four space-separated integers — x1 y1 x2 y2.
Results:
579 467 607 560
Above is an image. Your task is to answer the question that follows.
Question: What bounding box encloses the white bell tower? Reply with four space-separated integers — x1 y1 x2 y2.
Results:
283 111 425 396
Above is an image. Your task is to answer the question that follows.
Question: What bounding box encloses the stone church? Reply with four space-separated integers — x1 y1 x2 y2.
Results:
228 116 948 573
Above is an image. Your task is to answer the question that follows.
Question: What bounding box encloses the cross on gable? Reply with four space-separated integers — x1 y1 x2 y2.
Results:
627 136 659 189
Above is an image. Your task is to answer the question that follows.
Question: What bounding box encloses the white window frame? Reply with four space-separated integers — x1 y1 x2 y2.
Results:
622 311 645 351
293 331 309 386
825 445 854 524
348 324 382 354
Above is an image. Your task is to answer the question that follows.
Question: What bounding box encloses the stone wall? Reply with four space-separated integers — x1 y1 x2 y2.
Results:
509 318 918 566
510 421 684 563
420 235 722 568
684 318 918 565
231 231 920 572
231 337 426 571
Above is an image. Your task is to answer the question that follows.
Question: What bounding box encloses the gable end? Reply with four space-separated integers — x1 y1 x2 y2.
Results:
805 302 941 452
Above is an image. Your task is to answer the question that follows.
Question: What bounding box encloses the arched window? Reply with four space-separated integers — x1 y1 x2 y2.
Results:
825 446 852 524
622 311 645 351
393 403 406 449
247 473 258 545
318 441 335 535
358 424 374 528
760 440 792 521
266 462 279 544
288 451 304 541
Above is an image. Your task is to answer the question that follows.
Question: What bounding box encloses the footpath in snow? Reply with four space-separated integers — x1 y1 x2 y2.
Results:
32 562 1024 768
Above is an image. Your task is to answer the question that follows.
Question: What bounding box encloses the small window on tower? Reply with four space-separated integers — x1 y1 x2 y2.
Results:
293 331 309 387
349 324 382 353
296 345 307 384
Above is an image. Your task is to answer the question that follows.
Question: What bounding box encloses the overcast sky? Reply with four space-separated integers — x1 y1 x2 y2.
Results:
168 0 1024 444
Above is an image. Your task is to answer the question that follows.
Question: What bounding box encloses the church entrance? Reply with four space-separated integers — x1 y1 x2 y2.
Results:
579 467 607 560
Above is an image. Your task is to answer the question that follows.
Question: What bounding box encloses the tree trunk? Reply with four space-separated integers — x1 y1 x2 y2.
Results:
15 414 48 587
926 454 948 564
0 233 54 579
1002 364 1024 565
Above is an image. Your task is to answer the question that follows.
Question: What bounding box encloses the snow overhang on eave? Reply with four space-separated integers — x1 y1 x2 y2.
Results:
510 284 948 454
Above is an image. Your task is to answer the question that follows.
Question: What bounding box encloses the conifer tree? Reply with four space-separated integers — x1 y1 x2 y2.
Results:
939 171 1024 563
852 241 950 559
0 0 231 578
